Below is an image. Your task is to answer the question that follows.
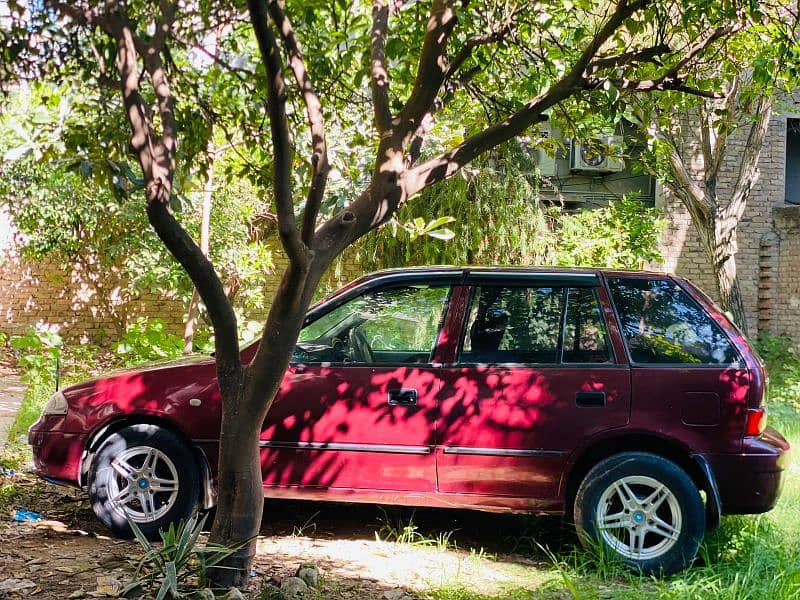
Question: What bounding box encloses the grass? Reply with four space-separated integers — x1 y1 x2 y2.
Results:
418 402 800 600
3 337 800 599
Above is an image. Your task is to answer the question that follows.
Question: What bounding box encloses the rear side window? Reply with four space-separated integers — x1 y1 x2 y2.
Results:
562 288 611 363
607 278 739 365
462 286 564 364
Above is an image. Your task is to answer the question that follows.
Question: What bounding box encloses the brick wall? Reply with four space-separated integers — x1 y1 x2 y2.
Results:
0 208 188 341
654 107 792 339
0 209 363 343
774 206 800 339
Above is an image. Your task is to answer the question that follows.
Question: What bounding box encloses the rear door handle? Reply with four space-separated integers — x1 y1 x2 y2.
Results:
575 391 606 407
388 388 418 406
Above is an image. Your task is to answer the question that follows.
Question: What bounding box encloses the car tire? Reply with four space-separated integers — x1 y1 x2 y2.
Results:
573 452 705 575
88 424 201 540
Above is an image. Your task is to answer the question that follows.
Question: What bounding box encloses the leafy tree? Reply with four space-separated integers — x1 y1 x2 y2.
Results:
357 143 664 269
628 13 799 333
0 85 275 341
3 0 766 584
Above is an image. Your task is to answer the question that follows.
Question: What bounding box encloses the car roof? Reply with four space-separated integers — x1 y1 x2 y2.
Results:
355 265 673 282
310 266 676 321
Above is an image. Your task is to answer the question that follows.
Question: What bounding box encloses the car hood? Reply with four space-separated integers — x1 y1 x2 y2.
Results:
63 353 215 396
103 353 215 376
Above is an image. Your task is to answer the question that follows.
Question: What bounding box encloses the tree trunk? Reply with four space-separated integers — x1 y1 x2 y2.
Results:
183 289 201 353
714 250 748 335
183 147 215 353
208 262 320 585
695 213 749 335
207 378 263 588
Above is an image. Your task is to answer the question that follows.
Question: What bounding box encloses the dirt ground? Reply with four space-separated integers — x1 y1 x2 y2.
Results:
0 471 565 599
0 353 24 447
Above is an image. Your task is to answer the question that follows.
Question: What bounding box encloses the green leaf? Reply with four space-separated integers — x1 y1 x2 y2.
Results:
155 562 178 600
426 228 455 240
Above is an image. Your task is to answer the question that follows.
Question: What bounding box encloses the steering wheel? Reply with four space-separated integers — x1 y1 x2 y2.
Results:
348 327 374 363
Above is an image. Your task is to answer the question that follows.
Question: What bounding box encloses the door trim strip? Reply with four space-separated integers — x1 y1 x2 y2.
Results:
442 446 565 458
258 440 433 455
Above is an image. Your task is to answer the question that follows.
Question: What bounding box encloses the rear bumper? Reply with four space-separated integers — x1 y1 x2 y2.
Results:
28 418 85 486
697 427 791 515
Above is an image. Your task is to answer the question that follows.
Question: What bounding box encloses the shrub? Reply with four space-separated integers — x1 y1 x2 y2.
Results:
113 318 184 366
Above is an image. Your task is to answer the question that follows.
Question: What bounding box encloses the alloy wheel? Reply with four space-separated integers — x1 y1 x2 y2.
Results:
595 475 682 561
105 446 180 523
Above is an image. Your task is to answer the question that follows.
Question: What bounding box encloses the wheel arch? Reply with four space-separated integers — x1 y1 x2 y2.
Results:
562 432 720 530
80 415 215 509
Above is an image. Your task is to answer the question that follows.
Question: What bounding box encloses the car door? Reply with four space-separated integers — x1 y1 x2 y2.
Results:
260 283 452 492
606 275 749 453
436 273 631 499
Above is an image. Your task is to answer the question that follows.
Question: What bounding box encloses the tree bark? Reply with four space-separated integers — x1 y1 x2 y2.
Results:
715 250 748 334
207 374 262 588
692 209 749 334
208 260 323 586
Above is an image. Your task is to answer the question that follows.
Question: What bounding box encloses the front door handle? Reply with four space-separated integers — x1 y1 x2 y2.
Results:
388 388 418 406
575 391 606 407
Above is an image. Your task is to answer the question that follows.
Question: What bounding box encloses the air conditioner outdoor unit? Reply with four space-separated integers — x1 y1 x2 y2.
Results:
570 136 625 173
534 125 568 178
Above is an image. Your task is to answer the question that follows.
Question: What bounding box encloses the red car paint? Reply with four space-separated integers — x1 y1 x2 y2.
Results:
29 268 789 519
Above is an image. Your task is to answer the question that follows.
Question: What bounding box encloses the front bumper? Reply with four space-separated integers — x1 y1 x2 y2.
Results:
698 426 791 515
28 416 86 486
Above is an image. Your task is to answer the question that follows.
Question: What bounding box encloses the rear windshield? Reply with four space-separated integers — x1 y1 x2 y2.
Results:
607 277 739 365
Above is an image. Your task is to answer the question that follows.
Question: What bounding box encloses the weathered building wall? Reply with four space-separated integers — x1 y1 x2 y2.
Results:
0 208 187 341
655 106 797 340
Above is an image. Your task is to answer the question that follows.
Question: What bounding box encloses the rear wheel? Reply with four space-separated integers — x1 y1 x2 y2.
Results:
573 452 705 575
88 424 200 539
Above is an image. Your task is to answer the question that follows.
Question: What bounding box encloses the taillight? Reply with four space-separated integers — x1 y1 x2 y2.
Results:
745 408 767 436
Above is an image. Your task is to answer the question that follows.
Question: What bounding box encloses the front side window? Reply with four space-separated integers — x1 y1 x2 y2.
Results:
461 286 565 364
295 285 449 364
608 277 739 365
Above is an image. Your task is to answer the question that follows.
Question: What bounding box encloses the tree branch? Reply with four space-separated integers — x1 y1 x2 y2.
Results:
586 43 671 73
394 0 458 146
173 33 256 80
584 19 746 102
404 0 654 195
726 94 773 222
443 12 520 81
370 0 392 133
646 117 716 221
247 0 310 267
141 45 177 204
266 0 330 247
707 75 740 183
151 0 176 50
699 103 714 177
99 6 242 382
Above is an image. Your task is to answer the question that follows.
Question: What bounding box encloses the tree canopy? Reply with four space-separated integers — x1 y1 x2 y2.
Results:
0 0 780 583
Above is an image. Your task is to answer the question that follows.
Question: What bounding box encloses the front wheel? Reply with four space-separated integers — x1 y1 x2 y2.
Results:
573 452 705 575
88 424 201 539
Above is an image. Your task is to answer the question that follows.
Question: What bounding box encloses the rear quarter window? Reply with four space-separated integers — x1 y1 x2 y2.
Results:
607 277 739 365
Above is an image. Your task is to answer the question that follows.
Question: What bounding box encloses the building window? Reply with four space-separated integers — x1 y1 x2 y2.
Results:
786 118 800 204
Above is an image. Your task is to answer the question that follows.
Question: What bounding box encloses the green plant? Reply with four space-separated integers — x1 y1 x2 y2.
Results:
357 145 664 272
10 327 62 390
291 510 320 537
124 513 238 599
113 318 184 366
4 327 63 448
375 509 457 551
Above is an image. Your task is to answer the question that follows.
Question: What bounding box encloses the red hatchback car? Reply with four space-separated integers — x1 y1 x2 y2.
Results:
29 267 789 574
